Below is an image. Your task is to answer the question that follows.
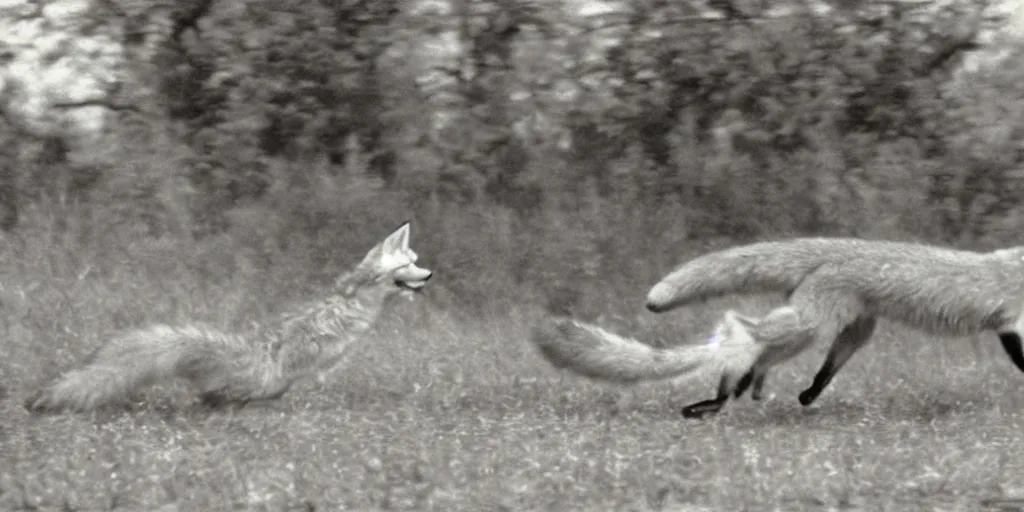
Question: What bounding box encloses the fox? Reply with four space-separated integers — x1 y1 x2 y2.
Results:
534 238 1024 419
24 221 432 413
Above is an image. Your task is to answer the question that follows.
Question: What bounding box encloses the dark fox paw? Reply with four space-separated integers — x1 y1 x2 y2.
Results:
681 399 727 419
798 389 818 406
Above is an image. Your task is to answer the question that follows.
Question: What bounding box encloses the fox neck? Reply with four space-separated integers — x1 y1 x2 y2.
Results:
264 294 385 381
335 269 402 323
265 277 396 356
272 291 392 342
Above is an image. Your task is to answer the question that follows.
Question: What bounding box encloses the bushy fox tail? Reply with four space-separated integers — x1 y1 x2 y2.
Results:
530 311 763 385
645 238 860 313
24 324 255 413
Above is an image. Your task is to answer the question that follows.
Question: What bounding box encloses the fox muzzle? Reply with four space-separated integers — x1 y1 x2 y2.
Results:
645 282 678 312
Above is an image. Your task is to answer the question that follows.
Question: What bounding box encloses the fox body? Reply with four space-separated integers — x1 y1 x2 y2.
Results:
651 238 1024 418
533 237 1024 418
25 222 432 413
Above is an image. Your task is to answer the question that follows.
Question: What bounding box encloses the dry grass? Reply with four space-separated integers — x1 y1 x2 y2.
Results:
2 236 1024 511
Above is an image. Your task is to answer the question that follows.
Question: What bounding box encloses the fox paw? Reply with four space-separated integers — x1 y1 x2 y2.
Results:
681 399 727 419
798 389 819 406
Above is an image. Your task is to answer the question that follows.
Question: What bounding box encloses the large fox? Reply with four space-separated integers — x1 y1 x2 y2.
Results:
532 238 1024 418
25 222 432 413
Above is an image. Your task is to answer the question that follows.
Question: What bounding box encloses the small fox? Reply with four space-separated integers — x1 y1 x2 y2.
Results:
535 238 1024 418
25 222 432 413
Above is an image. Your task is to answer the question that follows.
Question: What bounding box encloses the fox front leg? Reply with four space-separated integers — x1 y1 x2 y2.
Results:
798 316 876 406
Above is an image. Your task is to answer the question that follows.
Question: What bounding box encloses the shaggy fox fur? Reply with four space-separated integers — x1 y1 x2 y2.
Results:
25 222 432 413
654 238 1024 418
535 238 1024 418
532 310 781 386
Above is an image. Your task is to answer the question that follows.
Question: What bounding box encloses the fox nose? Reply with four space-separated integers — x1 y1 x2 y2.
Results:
645 282 675 312
646 302 667 313
424 271 433 281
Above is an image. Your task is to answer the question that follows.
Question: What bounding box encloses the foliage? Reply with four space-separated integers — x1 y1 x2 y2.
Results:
3 0 1024 305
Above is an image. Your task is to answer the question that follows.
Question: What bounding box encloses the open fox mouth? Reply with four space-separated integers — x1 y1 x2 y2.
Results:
393 264 432 292
396 279 428 291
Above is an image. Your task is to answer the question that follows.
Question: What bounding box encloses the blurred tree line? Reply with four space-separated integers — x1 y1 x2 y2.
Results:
2 0 1023 314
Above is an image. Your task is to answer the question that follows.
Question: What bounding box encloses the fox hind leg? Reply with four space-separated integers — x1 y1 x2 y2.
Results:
686 310 763 414
730 366 770 401
683 307 806 418
683 305 815 418
741 273 862 408
724 311 767 400
682 373 735 419
682 269 864 418
997 332 1024 373
733 369 756 399
798 316 877 406
732 367 768 400
750 372 768 400
731 368 768 400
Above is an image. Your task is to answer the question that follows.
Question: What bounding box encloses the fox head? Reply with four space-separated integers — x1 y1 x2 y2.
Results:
339 222 433 299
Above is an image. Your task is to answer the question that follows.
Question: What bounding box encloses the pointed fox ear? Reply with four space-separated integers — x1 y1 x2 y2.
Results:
381 221 411 254
354 221 411 271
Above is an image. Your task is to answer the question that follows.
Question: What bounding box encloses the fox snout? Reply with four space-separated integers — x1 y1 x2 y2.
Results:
645 282 677 313
646 301 668 313
394 264 432 291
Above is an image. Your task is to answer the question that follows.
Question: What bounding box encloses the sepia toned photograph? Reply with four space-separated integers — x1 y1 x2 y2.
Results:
2 0 1023 510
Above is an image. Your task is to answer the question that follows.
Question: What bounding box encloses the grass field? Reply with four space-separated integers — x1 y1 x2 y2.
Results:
2 237 1024 511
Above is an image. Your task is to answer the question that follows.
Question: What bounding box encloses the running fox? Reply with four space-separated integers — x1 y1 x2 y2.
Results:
535 238 1024 418
25 222 432 413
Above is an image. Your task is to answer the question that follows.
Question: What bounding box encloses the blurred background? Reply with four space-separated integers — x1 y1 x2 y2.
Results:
0 0 1023 329
5 4 1024 507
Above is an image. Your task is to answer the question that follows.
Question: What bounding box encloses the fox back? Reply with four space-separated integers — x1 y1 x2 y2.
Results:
802 253 1024 337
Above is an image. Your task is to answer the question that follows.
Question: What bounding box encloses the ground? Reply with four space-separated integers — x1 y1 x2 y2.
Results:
2 278 1024 511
